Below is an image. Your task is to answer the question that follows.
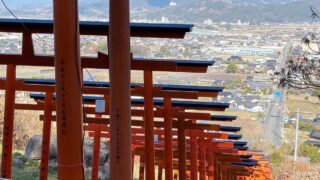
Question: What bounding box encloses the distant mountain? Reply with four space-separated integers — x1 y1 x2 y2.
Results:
1 0 319 23
5 0 300 8
139 0 320 23
147 0 171 7
141 0 302 7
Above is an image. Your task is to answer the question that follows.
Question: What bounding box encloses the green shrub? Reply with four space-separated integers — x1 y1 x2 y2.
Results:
299 121 314 132
270 150 282 166
13 152 22 158
25 160 40 167
300 144 320 163
13 152 28 164
284 123 293 129
226 62 238 73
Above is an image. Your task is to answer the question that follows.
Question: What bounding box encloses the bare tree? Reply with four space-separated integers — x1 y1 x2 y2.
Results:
276 7 320 91
311 6 320 20
277 55 320 89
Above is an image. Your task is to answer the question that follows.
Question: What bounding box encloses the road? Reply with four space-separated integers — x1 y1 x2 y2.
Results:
263 99 284 147
262 43 290 147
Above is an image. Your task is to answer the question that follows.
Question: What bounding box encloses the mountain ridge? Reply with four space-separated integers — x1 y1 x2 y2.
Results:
137 0 319 23
1 0 319 23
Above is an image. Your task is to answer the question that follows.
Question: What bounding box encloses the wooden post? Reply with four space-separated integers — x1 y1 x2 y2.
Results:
132 144 135 177
198 139 206 180
139 155 145 180
173 171 178 180
158 160 163 180
207 147 214 180
39 92 53 180
190 129 198 180
217 161 222 180
143 70 155 180
109 0 132 179
214 153 219 180
164 97 173 180
53 0 84 179
0 65 16 179
178 117 186 180
1 31 31 179
91 114 102 180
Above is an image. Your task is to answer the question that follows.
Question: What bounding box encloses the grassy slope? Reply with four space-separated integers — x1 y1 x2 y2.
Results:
12 167 57 180
287 94 320 118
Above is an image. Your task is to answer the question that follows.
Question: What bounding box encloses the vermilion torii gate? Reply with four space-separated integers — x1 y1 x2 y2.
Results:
0 0 274 179
0 78 274 179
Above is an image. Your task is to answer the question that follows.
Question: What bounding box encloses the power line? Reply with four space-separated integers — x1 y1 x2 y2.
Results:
0 0 98 84
1 0 103 154
1 0 56 54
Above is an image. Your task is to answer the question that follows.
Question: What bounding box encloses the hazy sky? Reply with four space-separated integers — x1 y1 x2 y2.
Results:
1 0 92 6
4 0 45 5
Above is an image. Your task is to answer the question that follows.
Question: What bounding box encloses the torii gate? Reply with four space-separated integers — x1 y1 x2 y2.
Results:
0 0 132 179
0 0 276 179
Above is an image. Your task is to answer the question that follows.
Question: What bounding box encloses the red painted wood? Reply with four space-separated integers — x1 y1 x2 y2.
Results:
91 114 102 180
0 65 16 179
143 70 155 180
109 0 132 179
178 116 186 180
39 92 53 180
54 0 84 178
164 97 173 180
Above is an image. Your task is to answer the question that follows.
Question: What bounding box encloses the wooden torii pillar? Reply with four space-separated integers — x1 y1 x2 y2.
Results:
0 32 33 179
0 65 16 179
91 95 109 180
109 0 132 179
39 91 53 180
54 0 84 179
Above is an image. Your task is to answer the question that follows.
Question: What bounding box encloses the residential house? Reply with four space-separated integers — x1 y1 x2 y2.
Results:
305 129 320 147
227 55 242 62
287 114 312 124
313 113 320 128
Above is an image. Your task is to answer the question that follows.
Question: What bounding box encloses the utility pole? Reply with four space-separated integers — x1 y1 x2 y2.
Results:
293 109 311 162
293 108 300 162
263 99 272 122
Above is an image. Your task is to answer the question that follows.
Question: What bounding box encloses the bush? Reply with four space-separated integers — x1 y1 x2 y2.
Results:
270 150 282 167
0 96 43 150
299 121 314 132
300 144 320 163
226 62 238 73
224 79 242 89
284 123 293 128
312 89 320 98
284 121 313 132
13 152 28 164
25 159 40 167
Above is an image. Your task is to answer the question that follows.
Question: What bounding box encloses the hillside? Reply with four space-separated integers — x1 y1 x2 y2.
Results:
81 0 320 23
141 0 319 23
1 0 320 23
